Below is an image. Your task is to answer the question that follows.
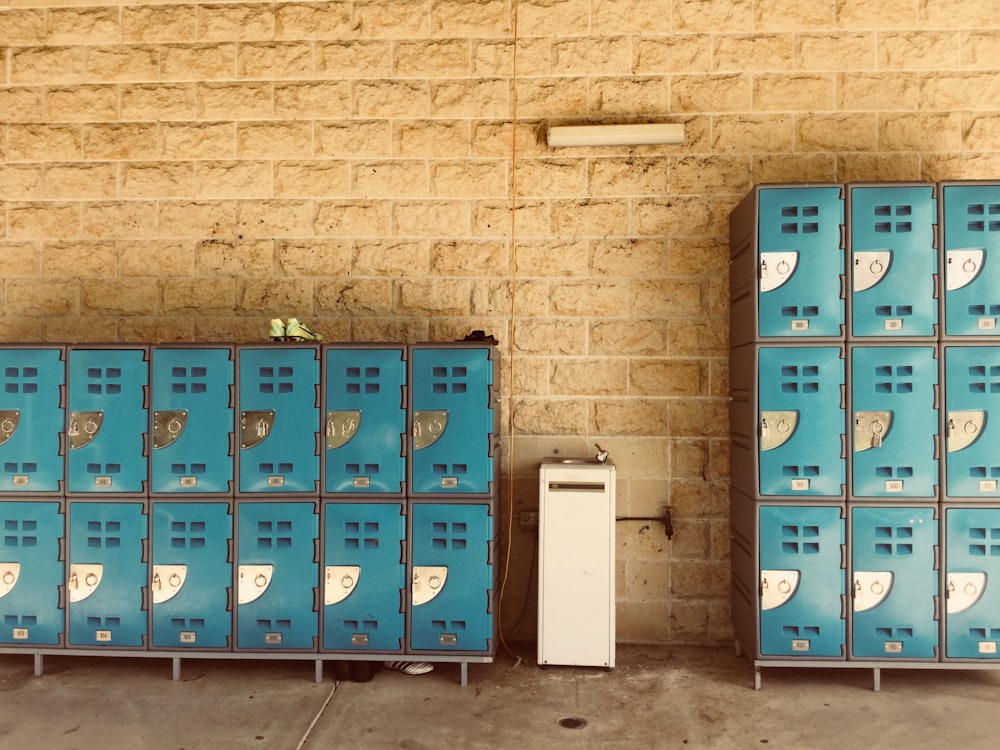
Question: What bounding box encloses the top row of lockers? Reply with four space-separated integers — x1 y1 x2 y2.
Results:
730 181 1000 344
0 341 499 500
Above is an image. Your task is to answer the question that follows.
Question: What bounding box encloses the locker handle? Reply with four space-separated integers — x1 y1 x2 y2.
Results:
547 482 606 492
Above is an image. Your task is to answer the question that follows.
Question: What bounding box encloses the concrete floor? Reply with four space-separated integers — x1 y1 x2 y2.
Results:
2 645 999 749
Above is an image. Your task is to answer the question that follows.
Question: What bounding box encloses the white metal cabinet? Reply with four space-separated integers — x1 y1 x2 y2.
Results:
537 461 616 668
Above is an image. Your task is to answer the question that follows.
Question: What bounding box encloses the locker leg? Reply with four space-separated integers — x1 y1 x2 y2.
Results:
872 668 881 693
315 660 323 684
34 653 43 677
460 662 468 687
754 666 762 691
172 657 182 682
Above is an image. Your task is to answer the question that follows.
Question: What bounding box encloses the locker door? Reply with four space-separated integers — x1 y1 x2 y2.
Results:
236 502 317 650
409 346 497 496
944 346 1000 499
0 347 65 493
322 502 405 651
944 508 1000 659
850 346 939 498
67 502 147 647
850 505 938 659
756 185 845 338
758 505 845 657
0 501 64 645
151 502 232 649
237 347 319 495
408 502 494 654
758 347 845 497
849 183 938 337
940 182 1000 336
67 348 149 495
323 347 406 495
151 347 234 495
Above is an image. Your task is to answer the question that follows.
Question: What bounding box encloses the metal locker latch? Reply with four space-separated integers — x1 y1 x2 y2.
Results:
153 410 188 449
853 571 894 612
855 411 893 451
946 248 985 291
947 411 985 452
0 563 21 599
68 564 103 603
947 572 987 614
412 411 448 450
760 570 799 611
326 411 361 450
760 411 798 451
324 565 361 606
238 564 274 604
412 565 448 606
0 410 19 447
68 411 104 450
759 252 798 293
853 250 892 291
151 564 187 604
240 410 275 450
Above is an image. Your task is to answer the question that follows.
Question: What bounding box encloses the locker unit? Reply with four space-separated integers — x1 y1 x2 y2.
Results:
730 344 846 499
848 183 938 338
943 506 1000 660
850 505 939 660
0 347 65 494
322 345 406 496
150 502 232 650
321 501 405 652
728 183 846 344
939 181 1000 337
943 345 1000 499
150 346 235 496
66 347 149 495
409 344 498 497
0 500 64 646
67 501 147 648
850 345 939 499
237 346 320 495
235 501 318 651
408 501 495 654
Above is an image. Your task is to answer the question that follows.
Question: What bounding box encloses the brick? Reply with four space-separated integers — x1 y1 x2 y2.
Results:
158 201 238 239
431 0 510 36
517 0 590 37
237 43 314 80
0 88 45 123
837 73 920 111
924 73 1000 111
964 115 1000 152
620 600 671 642
881 113 963 151
798 113 878 152
669 320 728 357
353 161 429 198
198 161 272 199
516 78 589 119
472 278 549 318
87 47 161 83
551 199 629 237
630 359 706 397
83 124 160 161
354 81 430 118
714 34 794 72
317 279 393 316
593 78 671 116
396 279 472 316
835 0 920 29
963 32 1000 69
1 166 44 200
0 9 46 46
754 74 835 112
4 279 80 316
430 240 508 275
316 121 391 158
121 163 196 200
625 558 671 599
879 32 960 71
11 48 88 85
121 85 198 122
198 83 274 119
354 0 432 38
195 239 274 277
81 280 160 315
797 32 875 71
673 73 752 113
591 320 669 356
552 37 630 76
836 153 922 183
8 203 80 240
514 319 587 355
45 163 118 201
755 0 836 31
316 41 393 79
119 241 196 277
551 358 628 396
712 114 795 154
431 161 507 198
237 122 314 159
511 397 588 435
514 240 588 277
236 200 315 239
634 35 712 74
394 200 472 237
82 202 158 240
551 280 629 316
238 279 315 314
752 154 837 184
198 3 275 42
355 240 431 276
430 79 509 118
122 6 197 43
395 120 470 158
315 201 392 238
396 40 471 78
161 123 236 160
275 82 352 119
46 86 119 124
161 278 237 314
274 161 350 198
631 280 705 318
673 0 754 33
162 44 238 81
516 159 587 198
0 242 42 278
276 239 352 276
589 158 669 197
48 8 120 45
592 398 670 436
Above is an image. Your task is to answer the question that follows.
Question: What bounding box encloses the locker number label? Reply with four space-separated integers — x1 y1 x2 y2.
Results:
791 640 810 652
980 642 997 654
96 630 112 642
885 480 903 493
884 319 903 331
884 641 903 653
790 479 810 491
790 320 809 332
980 480 998 493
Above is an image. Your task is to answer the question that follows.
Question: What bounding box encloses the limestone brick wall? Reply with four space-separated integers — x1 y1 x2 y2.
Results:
2 0 1000 646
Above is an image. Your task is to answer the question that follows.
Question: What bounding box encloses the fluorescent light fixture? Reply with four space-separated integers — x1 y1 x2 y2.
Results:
547 123 685 148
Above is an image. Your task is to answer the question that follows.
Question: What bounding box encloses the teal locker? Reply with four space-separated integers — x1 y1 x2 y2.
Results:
944 507 1000 660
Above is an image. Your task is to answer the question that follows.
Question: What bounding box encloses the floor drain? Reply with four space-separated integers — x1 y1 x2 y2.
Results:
558 717 587 730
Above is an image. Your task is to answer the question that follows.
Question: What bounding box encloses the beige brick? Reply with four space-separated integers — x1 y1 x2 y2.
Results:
755 0 836 31
1 166 44 200
315 200 392 238
925 154 1000 182
81 280 160 315
238 279 315 314
82 201 158 240
44 317 118 344
591 320 669 356
515 78 589 119
672 73 752 113
10 48 88 85
354 81 429 118
119 240 196 277
122 6 197 43
964 115 1000 152
517 0 590 37
472 121 548 158
552 37 630 76
275 239 352 276
198 3 275 42
355 240 430 276
472 39 517 77
512 397 588 434
631 359 706 397
797 32 875 71
924 73 1000 111
798 113 877 152
198 161 272 199
46 86 119 123
158 201 237 239
433 160 508 198
87 47 161 83
44 163 118 201
672 440 709 480
0 88 46 124
161 123 235 160
237 122 314 159
121 85 198 121
620 600 671 642
0 242 42 278
505 355 550 396
671 155 751 196
195 239 274 277
198 83 274 119
551 280 629 316
674 0 754 33
669 320 728 357
396 279 471 315
590 157 668 197
711 114 793 154
162 44 237 81
274 2 354 40
316 121 391 158
474 199 549 238
354 0 432 38
49 8 120 45
963 31 1000 69
665 237 729 278
670 477 728 519
515 159 587 199
879 32 960 71
431 79 509 118
274 161 350 198
594 78 671 117
4 279 80 316
395 40 471 78
880 113 964 152
431 0 510 36
121 163 196 199
514 240 588 277
236 200 315 239
9 203 80 240
316 41 392 79
161 278 237 314
754 74 834 112
837 73 919 111
752 154 837 184
592 398 670 436
714 34 792 73
317 279 393 316
670 398 728 438
472 278 549 318
430 240 508 275
394 200 471 237
352 161 428 198
81 124 159 161
238 43 313 80
635 197 714 238
625 557 671 599
836 153 922 182
551 358 628 396
835 0 920 29
0 8 46 46
551 199 629 237
394 121 470 159
275 81 352 119
122 318 197 343
634 35 712 75
514 319 587 355
352 318 428 342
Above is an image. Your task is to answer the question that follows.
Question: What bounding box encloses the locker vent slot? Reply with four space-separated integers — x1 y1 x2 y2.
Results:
87 617 121 627
4 519 38 547
345 620 379 630
4 615 37 626
431 619 466 631
969 466 1000 478
258 463 293 474
874 526 913 555
3 366 39 393
967 527 1000 556
781 465 820 477
344 521 380 549
875 627 913 638
170 521 207 549
970 628 1000 638
345 366 382 394
257 619 292 630
431 522 468 550
779 205 820 233
432 463 467 475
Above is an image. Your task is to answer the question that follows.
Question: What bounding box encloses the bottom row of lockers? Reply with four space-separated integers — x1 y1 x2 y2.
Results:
731 498 1000 661
0 499 495 655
